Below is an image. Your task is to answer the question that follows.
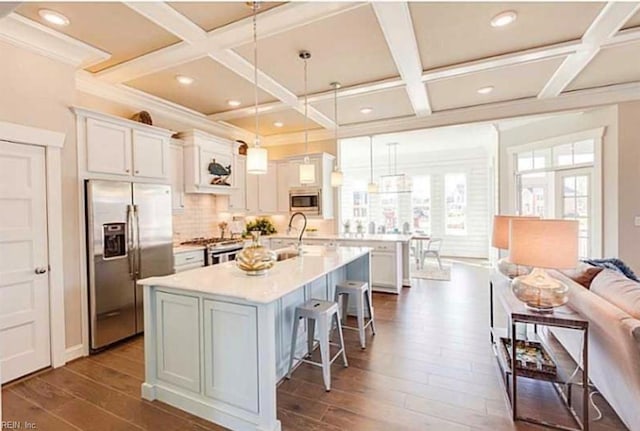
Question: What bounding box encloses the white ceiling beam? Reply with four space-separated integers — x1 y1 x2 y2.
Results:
122 1 334 129
98 2 364 84
604 27 640 47
372 2 431 116
208 101 291 122
538 2 640 99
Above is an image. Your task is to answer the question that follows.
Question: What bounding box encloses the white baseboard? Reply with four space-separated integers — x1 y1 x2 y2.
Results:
64 344 86 363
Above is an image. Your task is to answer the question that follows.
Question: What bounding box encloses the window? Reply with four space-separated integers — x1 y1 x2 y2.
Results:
445 173 467 235
352 191 368 219
411 176 431 233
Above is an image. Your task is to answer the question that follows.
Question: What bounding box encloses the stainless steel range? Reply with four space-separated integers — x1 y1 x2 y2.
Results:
180 237 244 266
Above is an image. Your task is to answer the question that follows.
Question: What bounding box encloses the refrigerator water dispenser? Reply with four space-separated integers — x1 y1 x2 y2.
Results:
103 223 126 259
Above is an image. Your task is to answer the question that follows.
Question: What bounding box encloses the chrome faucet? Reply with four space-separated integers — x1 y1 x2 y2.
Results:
287 212 308 251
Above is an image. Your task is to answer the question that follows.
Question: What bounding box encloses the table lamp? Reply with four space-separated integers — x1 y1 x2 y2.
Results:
509 218 579 313
492 215 539 278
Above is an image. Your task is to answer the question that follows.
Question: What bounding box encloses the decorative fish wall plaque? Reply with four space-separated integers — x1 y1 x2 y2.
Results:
208 159 232 186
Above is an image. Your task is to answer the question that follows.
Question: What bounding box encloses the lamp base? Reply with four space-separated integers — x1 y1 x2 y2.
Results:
496 257 531 279
511 267 569 313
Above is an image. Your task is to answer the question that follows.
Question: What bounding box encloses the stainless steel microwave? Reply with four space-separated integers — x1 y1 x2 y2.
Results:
289 189 321 215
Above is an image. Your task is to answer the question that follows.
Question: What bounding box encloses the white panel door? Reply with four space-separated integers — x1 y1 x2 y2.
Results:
169 143 184 211
203 300 259 413
371 252 397 287
276 161 292 213
86 118 132 175
229 156 246 211
259 162 278 213
0 141 50 384
246 172 259 213
132 130 169 179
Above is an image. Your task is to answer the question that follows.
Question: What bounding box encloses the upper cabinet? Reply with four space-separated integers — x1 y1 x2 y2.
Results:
179 130 236 195
279 153 335 219
74 108 173 182
169 139 185 212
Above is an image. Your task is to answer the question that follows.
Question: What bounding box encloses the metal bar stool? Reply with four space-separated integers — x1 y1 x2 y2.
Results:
286 299 348 391
334 280 376 349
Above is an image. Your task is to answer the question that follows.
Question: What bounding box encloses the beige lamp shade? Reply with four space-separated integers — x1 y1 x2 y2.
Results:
491 215 539 249
509 219 579 269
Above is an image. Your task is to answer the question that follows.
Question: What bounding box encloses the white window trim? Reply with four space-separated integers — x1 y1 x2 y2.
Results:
506 127 604 257
0 120 67 374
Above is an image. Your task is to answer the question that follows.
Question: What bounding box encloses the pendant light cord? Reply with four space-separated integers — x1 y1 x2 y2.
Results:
304 57 309 156
253 2 259 146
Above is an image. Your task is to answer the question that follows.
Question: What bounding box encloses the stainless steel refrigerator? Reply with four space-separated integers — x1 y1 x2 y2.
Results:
86 180 173 351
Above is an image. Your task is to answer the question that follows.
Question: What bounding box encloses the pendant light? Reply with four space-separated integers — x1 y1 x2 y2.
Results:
246 1 267 175
299 50 315 184
330 81 343 187
367 136 378 193
381 142 411 192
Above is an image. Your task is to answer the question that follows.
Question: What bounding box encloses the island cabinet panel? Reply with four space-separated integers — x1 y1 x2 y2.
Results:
203 300 259 414
306 276 329 301
275 289 307 380
155 292 200 392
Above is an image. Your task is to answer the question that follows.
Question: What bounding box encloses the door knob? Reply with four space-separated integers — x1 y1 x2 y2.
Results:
35 267 48 274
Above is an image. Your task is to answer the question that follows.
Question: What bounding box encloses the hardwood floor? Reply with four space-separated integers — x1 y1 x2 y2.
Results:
2 262 628 430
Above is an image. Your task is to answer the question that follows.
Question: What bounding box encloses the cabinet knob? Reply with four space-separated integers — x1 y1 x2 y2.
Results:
135 170 139 174
125 169 130 173
35 267 48 274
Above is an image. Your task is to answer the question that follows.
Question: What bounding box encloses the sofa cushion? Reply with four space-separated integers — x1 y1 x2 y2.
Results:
591 269 640 320
561 263 603 288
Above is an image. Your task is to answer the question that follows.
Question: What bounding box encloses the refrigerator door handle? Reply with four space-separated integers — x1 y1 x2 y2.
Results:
134 204 142 277
126 204 135 279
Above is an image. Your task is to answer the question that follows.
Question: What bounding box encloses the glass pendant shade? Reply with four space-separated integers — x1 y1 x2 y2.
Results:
367 182 378 193
299 157 315 184
246 146 267 175
331 169 343 187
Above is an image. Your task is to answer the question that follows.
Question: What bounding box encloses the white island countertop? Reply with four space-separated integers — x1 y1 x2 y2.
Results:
138 246 371 304
269 233 413 242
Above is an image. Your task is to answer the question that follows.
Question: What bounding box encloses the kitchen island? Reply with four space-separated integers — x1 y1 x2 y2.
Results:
138 246 371 431
269 233 412 293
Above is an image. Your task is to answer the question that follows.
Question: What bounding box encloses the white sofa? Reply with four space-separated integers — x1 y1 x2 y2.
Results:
550 269 640 431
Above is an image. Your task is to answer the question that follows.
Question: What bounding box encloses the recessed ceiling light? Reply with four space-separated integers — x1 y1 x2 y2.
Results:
360 107 373 114
175 75 194 85
490 10 517 28
273 121 284 128
38 9 70 26
477 86 494 95
227 99 242 107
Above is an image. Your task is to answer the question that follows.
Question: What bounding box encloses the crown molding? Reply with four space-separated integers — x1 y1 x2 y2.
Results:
75 71 257 141
0 13 110 68
262 82 640 146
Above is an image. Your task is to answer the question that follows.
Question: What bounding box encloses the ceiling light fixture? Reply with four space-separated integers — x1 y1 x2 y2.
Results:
477 86 494 95
227 99 242 107
360 107 373 115
298 50 315 185
273 121 284 128
38 9 70 26
175 75 194 85
490 10 517 28
330 81 343 187
246 2 268 175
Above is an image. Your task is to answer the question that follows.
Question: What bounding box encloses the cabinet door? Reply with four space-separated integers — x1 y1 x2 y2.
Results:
246 172 259 213
133 130 169 179
276 162 292 213
371 252 397 287
169 144 184 211
200 148 233 188
155 292 200 392
276 289 306 380
86 118 132 175
258 161 278 213
203 300 259 413
229 156 246 211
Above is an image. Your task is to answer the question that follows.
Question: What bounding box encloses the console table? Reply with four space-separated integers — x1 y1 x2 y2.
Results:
490 279 590 431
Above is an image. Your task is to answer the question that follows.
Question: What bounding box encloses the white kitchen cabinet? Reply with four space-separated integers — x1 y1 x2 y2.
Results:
179 130 235 195
228 155 246 212
169 141 185 211
86 117 132 176
288 157 322 188
174 248 205 272
75 108 173 181
132 130 169 179
203 300 259 413
245 161 278 214
154 291 200 392
276 160 292 213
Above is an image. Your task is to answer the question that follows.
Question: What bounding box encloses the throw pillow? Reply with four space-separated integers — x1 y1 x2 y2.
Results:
590 269 640 320
561 264 604 288
582 258 639 282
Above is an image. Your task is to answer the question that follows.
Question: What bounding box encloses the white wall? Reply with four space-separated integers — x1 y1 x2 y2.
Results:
498 106 619 259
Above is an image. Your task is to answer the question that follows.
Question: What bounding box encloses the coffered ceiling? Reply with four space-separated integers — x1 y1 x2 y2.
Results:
8 1 640 141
